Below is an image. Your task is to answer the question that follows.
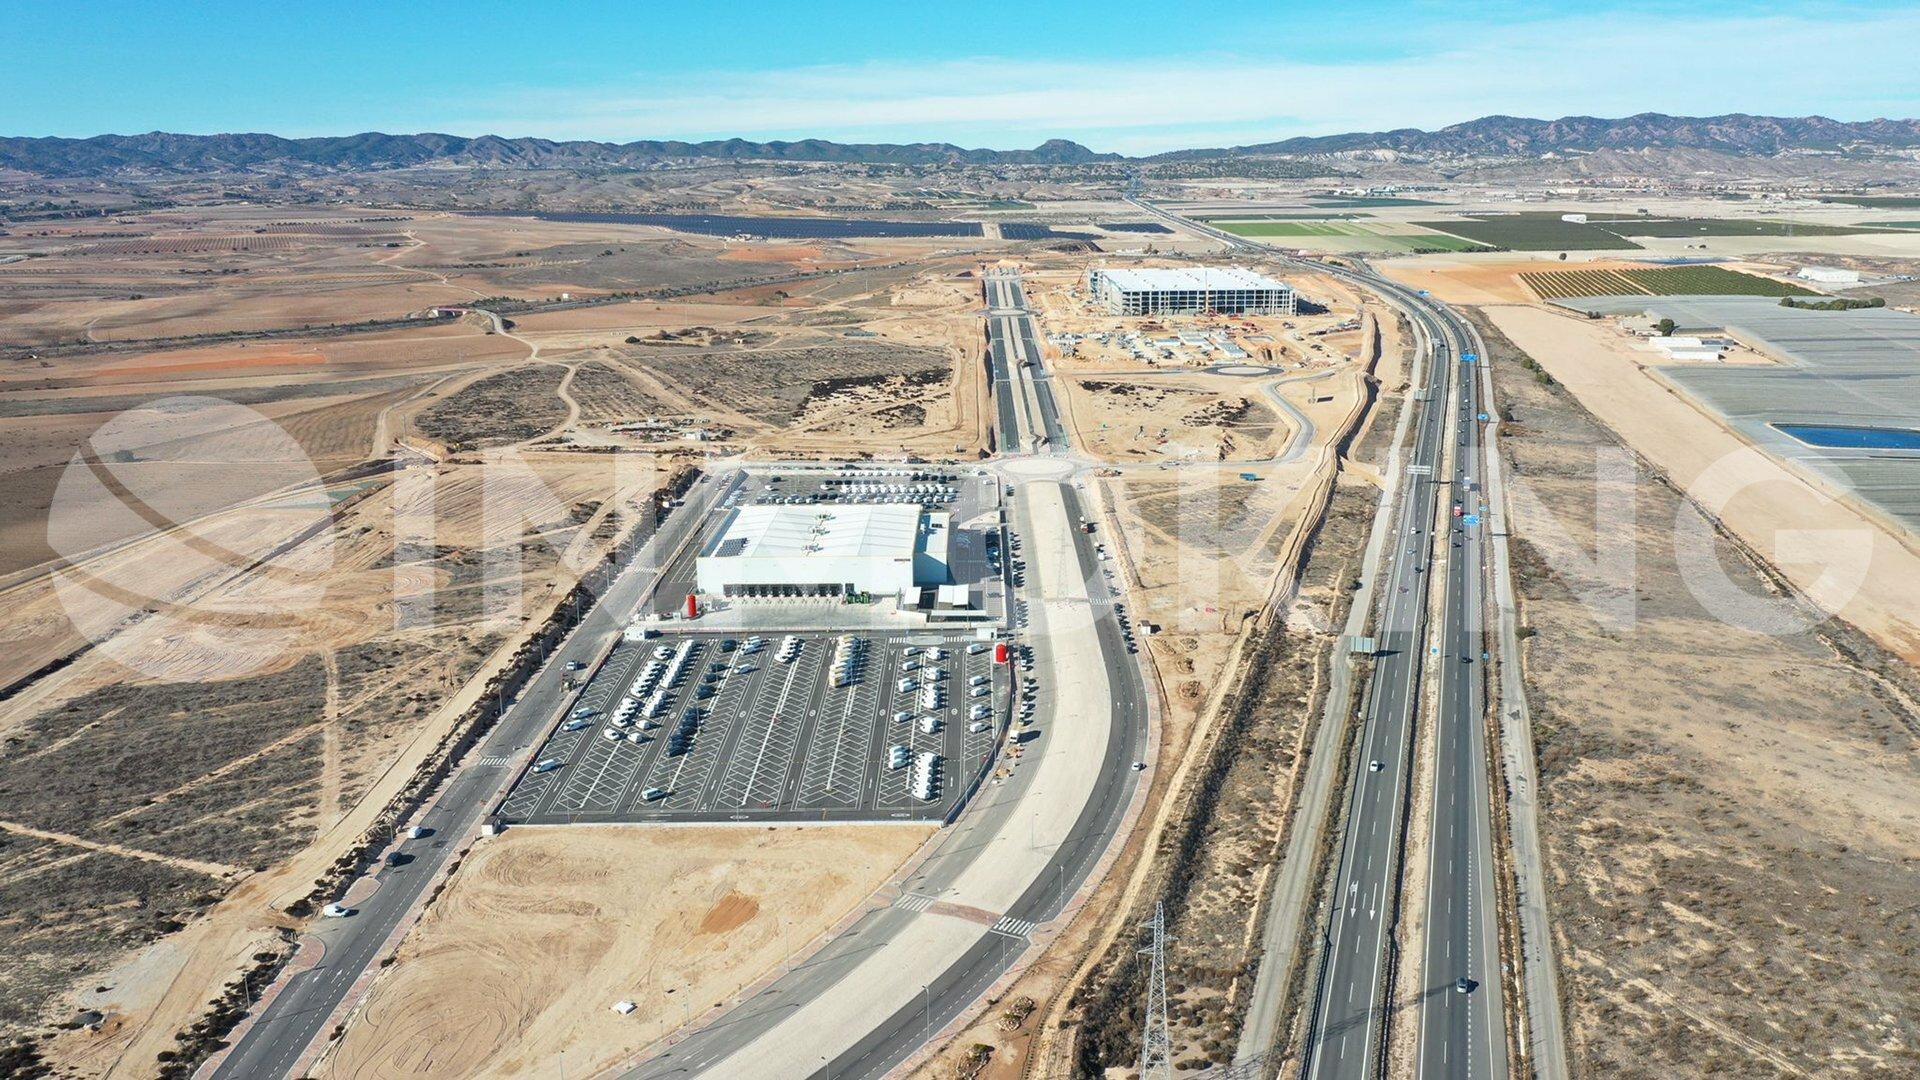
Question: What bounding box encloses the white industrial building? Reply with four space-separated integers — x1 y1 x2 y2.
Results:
1797 265 1863 285
1086 266 1296 316
695 503 950 599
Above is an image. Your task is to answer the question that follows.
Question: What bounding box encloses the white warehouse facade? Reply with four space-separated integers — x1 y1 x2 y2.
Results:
1086 266 1296 316
695 503 951 599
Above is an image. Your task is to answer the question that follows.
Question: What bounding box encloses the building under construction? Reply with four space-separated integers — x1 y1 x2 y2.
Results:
1086 266 1296 317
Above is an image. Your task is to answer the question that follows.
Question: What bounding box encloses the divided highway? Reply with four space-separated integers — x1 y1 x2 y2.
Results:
1133 199 1510 1078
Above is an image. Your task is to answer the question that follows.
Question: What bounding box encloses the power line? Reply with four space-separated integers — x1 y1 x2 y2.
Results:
1140 902 1174 1080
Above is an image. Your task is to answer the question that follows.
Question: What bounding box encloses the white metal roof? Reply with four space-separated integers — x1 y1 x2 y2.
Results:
1094 266 1288 292
708 504 921 560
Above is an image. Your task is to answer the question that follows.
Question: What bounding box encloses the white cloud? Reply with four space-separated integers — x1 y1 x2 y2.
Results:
447 10 1920 150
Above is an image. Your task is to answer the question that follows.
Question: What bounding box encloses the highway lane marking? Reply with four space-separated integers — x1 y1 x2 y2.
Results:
1308 329 1450 1080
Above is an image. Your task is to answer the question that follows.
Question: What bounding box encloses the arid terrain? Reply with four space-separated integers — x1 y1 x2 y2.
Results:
1480 314 1920 1077
0 194 1012 1076
6 152 1920 1080
316 826 931 1080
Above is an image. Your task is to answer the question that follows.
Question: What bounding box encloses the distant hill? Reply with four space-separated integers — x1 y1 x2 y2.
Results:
0 133 1121 177
1162 113 1920 159
4 114 1920 178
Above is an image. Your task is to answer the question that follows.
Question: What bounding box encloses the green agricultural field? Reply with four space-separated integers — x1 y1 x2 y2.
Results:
1192 212 1367 221
1588 217 1885 238
1617 265 1803 296
1521 264 1805 299
1413 214 1643 251
1379 234 1493 252
1214 220 1367 236
1307 195 1437 207
1213 220 1489 252
1519 269 1648 299
1822 196 1920 209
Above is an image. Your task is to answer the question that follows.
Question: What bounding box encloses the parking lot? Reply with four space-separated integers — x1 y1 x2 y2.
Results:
499 630 1011 824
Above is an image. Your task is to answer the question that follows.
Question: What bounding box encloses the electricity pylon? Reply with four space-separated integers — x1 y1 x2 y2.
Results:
1139 902 1174 1080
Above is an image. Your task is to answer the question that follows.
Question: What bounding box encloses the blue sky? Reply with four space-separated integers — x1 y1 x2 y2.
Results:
7 1 1918 152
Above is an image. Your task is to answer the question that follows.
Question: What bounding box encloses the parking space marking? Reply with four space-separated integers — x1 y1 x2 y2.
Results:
501 628 1009 824
721 644 815 808
681 648 762 811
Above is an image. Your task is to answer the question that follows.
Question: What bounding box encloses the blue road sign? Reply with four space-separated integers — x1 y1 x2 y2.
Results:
1417 289 1430 297
1463 514 1481 526
1461 352 1479 362
1477 412 1489 422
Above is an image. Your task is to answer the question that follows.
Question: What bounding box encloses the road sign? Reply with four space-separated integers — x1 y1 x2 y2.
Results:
1477 412 1489 422
1463 514 1481 526
1461 352 1479 362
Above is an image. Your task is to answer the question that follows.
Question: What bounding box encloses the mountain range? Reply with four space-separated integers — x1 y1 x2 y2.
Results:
3 114 1918 178
0 132 1120 176
1168 112 1920 159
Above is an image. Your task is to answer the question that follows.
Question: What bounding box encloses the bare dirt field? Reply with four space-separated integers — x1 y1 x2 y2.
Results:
0 450 658 1072
1480 313 1920 1078
0 200 997 1073
316 825 931 1080
1379 256 1652 305
0 208 914 348
1057 376 1287 462
414 364 569 450
1018 266 1369 377
1481 303 1920 663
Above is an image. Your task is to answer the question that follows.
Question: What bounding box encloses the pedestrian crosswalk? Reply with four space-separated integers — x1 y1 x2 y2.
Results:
895 892 936 913
991 915 1037 939
478 755 512 767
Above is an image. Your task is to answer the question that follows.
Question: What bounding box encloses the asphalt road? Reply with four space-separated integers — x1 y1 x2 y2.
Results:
983 271 1069 453
627 270 1143 1080
1302 300 1452 1080
1415 304 1508 1080
1132 199 1509 1078
209 470 734 1080
627 476 1146 1080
